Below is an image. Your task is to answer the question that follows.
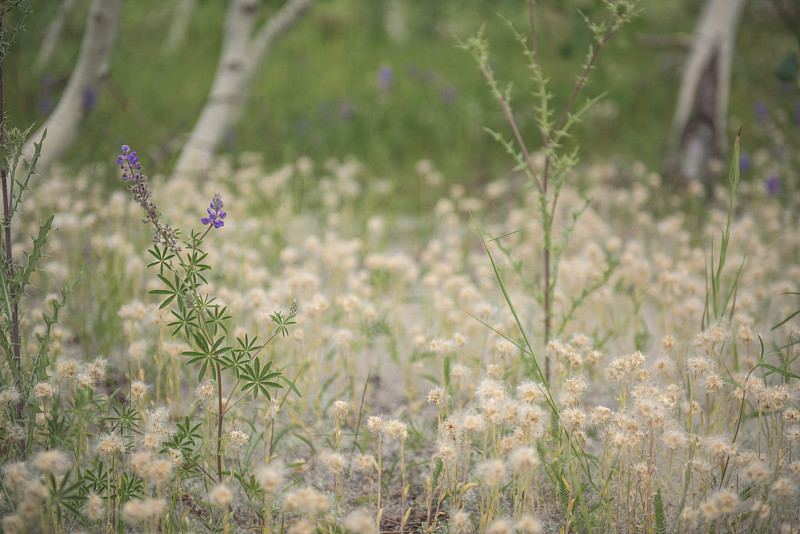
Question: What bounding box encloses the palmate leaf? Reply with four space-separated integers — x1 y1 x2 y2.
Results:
204 304 231 336
162 416 203 457
221 334 259 378
83 460 111 494
240 357 282 400
183 334 229 381
146 245 175 276
48 469 84 522
168 305 198 338
105 401 141 433
150 271 186 309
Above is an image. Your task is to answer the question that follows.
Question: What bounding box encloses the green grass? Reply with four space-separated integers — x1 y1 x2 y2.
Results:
4 0 799 203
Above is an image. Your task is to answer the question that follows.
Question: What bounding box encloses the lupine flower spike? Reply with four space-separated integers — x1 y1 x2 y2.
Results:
201 193 226 229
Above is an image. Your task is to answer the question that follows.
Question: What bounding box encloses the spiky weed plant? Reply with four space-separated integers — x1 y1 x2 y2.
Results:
463 0 637 384
463 1 638 531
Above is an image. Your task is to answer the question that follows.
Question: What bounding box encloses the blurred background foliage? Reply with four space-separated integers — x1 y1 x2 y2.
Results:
4 0 799 195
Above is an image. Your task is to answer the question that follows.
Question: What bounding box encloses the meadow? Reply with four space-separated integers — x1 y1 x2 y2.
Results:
1 1 800 533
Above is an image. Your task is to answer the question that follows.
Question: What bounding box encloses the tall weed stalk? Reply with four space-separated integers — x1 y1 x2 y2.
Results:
465 2 637 531
463 0 637 383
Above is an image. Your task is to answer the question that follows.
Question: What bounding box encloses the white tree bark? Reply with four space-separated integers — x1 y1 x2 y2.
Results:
23 0 121 171
36 0 83 68
172 0 314 179
163 0 196 55
670 0 747 185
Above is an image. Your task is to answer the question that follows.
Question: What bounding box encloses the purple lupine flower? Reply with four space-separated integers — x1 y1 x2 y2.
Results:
38 98 53 115
755 101 768 122
116 145 141 181
201 193 226 228
766 175 782 195
377 66 394 92
738 153 750 172
82 87 97 111
441 85 457 103
116 145 140 169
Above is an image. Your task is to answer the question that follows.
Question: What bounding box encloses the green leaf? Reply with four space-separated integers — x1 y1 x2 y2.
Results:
654 488 667 534
19 214 54 290
183 334 229 381
240 357 282 400
146 245 175 276
774 52 799 83
757 362 800 380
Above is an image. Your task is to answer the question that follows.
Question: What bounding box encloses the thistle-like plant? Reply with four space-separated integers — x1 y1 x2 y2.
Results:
463 2 638 531
463 0 637 384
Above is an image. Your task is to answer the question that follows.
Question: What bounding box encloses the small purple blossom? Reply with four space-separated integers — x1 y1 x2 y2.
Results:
766 175 782 195
377 66 394 92
738 153 750 172
116 145 140 174
38 98 53 115
755 101 768 122
82 87 97 111
201 193 226 229
441 85 457 103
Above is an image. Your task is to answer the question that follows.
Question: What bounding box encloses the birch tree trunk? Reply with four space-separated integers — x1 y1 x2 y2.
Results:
172 0 314 179
22 0 121 171
163 0 196 55
669 0 747 188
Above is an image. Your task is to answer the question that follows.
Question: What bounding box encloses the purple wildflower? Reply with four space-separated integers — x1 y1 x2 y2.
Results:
755 101 768 122
377 66 394 92
116 145 141 174
116 145 180 252
82 87 97 111
766 175 782 195
38 98 53 115
738 153 750 172
201 193 226 229
441 85 457 103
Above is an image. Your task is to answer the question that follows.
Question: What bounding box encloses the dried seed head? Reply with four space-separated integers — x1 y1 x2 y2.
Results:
383 419 408 441
34 450 67 474
366 415 384 433
426 387 449 407
509 446 539 470
450 510 472 534
516 515 542 534
476 459 506 487
255 463 284 492
487 518 513 534
209 484 233 508
129 381 149 402
343 509 378 534
85 492 104 521
321 452 345 474
331 400 351 421
97 433 125 457
355 454 375 473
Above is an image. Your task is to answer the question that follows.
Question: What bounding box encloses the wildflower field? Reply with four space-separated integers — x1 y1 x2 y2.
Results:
2 1 800 534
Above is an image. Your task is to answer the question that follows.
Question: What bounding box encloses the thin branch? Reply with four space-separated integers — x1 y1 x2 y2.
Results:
555 28 618 135
528 0 539 67
479 62 544 194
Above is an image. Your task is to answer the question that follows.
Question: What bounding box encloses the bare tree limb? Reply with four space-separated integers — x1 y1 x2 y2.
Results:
163 0 196 55
22 0 121 171
668 0 747 187
172 0 314 179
